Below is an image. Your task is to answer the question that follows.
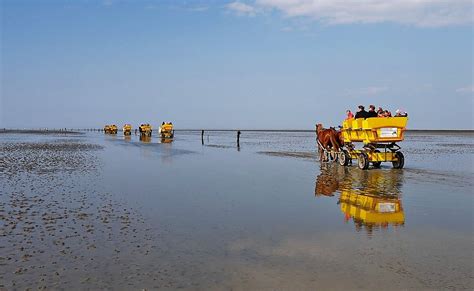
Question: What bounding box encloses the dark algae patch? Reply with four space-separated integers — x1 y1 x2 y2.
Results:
0 141 103 175
258 151 318 160
0 139 160 289
0 129 82 135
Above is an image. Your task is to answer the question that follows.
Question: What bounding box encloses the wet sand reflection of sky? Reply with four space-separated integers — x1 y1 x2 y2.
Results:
1 131 472 290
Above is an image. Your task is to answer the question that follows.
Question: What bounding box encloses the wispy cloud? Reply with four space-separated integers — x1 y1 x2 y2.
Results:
226 1 258 16
456 85 474 93
228 0 472 27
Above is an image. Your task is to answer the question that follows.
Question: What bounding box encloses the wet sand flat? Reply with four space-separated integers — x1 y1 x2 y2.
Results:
1 131 473 289
0 137 163 289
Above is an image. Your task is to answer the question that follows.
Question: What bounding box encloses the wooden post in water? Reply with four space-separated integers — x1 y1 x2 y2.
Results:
237 130 241 148
201 130 204 145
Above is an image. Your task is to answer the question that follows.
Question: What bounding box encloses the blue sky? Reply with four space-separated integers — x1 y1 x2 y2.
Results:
1 0 472 129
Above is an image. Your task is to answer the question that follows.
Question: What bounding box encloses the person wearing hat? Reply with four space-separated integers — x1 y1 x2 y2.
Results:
367 105 378 118
395 109 408 117
355 105 368 119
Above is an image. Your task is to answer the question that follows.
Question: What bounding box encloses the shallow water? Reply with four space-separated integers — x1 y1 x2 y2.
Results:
1 131 473 289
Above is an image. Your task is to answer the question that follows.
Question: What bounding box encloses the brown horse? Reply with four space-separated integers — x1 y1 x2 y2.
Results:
334 128 345 149
316 124 339 161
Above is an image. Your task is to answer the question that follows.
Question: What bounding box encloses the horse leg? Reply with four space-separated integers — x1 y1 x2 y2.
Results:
323 134 332 162
318 145 325 162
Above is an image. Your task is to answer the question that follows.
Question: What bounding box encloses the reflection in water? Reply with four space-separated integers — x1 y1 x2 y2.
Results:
139 135 151 143
315 164 405 234
315 163 348 196
160 137 173 144
124 136 131 142
160 142 174 164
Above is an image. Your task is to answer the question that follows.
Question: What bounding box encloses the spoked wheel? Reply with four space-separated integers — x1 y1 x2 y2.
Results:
338 150 350 166
392 151 405 169
319 147 330 163
324 151 330 162
358 152 369 170
372 150 382 168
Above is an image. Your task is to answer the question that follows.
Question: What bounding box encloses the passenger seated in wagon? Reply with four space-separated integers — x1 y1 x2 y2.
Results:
381 110 392 117
377 107 384 117
395 109 408 117
345 109 354 120
367 105 378 118
354 105 368 119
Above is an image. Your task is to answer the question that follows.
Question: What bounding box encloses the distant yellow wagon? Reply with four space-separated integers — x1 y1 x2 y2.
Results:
104 124 118 134
123 124 132 136
339 117 408 170
159 122 174 139
139 124 152 137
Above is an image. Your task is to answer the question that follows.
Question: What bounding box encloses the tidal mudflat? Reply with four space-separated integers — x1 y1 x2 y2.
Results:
1 130 473 289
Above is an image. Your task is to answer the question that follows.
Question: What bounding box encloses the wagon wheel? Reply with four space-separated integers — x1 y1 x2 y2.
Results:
372 150 382 168
392 151 405 169
357 152 369 170
330 150 338 162
338 150 350 166
324 150 330 162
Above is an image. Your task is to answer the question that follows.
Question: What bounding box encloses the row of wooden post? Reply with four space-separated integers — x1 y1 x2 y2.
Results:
78 128 243 148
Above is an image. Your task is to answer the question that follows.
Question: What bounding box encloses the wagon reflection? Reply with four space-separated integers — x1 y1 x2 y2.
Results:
315 164 405 234
139 135 151 143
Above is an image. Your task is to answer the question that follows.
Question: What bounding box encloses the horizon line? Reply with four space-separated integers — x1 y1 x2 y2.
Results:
1 128 474 133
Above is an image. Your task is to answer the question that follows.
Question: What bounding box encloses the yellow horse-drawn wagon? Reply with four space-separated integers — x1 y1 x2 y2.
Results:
104 124 118 134
139 123 152 137
123 124 132 136
159 122 174 139
338 117 408 170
